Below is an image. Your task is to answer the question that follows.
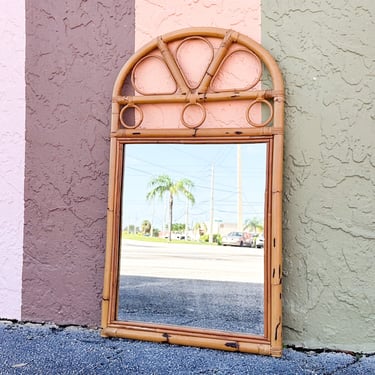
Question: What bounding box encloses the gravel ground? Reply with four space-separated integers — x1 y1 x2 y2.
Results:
1 321 374 374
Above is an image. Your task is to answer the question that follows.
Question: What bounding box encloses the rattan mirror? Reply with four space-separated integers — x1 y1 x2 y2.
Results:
101 27 284 357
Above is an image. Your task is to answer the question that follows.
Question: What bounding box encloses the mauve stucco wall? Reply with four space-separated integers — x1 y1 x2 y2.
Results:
262 1 375 352
0 0 25 320
23 1 135 326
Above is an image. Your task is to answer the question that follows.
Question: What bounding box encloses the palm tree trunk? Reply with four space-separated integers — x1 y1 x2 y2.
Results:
168 193 173 241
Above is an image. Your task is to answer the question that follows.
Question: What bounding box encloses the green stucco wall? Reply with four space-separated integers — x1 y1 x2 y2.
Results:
262 1 375 352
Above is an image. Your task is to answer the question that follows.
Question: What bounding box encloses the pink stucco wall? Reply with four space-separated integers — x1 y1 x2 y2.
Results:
135 0 260 48
134 0 261 129
0 0 25 319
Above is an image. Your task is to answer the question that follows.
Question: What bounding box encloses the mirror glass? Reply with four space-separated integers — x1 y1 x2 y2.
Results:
117 142 267 336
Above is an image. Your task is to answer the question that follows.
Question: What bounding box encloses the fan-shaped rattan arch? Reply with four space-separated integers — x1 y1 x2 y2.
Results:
110 27 284 135
102 27 284 357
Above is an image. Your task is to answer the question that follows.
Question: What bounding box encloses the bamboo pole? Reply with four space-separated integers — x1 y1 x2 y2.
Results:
197 29 235 93
101 138 118 331
270 133 283 355
113 90 277 105
111 102 120 133
109 142 124 321
157 37 190 94
262 138 273 341
271 283 282 356
111 127 281 140
101 326 272 355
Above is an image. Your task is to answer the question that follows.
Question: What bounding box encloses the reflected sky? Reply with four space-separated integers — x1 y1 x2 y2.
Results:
122 143 266 231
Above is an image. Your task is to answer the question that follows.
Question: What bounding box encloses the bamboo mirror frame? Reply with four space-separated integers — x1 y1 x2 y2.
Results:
101 27 284 357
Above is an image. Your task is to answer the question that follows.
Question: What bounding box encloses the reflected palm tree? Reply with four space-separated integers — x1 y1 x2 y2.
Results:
146 175 195 241
141 219 151 235
243 217 263 233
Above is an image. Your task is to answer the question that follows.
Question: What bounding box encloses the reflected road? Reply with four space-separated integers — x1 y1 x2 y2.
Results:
120 239 264 283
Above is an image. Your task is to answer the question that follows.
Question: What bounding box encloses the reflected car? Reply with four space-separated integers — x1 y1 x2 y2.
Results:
248 232 258 248
255 233 264 248
222 232 251 247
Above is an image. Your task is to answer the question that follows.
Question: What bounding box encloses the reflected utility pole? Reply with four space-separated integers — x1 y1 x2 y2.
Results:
209 164 215 243
185 194 189 239
237 144 243 231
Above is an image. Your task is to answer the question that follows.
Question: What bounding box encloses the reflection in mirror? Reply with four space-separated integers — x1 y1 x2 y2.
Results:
117 143 267 336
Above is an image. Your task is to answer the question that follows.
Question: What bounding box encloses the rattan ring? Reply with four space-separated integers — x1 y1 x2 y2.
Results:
119 104 144 129
176 36 214 90
181 102 206 129
131 55 177 96
211 49 262 92
246 99 273 127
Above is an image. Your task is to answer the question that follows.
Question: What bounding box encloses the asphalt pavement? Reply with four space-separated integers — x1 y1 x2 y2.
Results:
1 321 375 374
118 275 264 335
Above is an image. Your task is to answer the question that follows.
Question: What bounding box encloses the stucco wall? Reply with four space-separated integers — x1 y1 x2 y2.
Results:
23 1 135 325
262 1 375 352
0 0 25 320
16 0 374 353
135 0 260 47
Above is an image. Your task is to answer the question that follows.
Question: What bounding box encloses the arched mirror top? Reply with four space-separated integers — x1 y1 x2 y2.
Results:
110 27 284 134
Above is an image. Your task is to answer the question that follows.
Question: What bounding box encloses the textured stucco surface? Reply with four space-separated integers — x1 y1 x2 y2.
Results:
23 1 135 326
19 0 375 353
134 0 262 131
135 0 260 48
0 0 25 320
262 1 375 352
